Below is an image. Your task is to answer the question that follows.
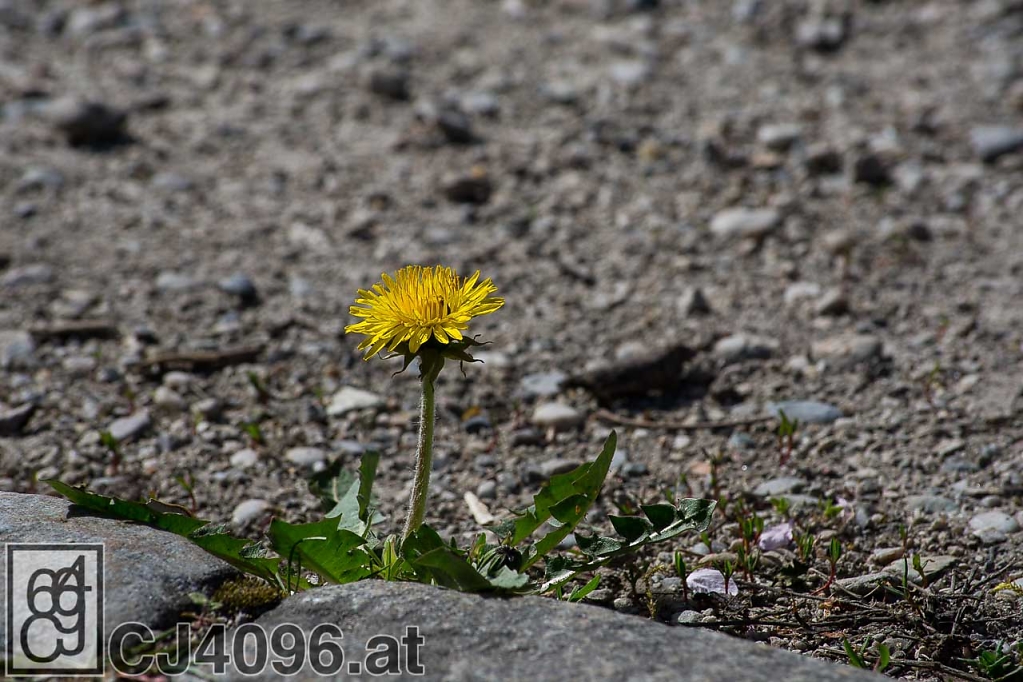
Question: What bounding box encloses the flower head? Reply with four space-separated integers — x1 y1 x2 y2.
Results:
345 265 503 360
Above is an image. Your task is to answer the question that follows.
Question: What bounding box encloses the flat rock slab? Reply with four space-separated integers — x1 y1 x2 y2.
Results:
0 492 236 648
236 581 883 682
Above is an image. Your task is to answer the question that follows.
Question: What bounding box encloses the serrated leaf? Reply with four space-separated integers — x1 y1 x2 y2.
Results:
608 515 649 542
47 479 207 535
508 432 617 570
268 518 372 585
641 504 676 531
486 565 530 591
188 529 282 583
47 479 285 584
539 497 716 594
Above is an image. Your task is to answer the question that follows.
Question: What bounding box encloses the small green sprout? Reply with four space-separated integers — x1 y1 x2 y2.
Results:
776 409 799 465
99 430 121 474
843 638 891 673
673 551 689 601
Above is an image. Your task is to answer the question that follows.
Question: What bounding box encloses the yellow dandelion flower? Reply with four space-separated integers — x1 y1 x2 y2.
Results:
345 265 504 360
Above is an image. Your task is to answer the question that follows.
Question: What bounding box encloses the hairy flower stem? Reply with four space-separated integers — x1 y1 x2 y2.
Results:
402 354 443 543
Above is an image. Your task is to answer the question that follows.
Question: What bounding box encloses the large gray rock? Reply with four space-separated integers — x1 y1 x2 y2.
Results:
234 581 882 681
0 493 236 649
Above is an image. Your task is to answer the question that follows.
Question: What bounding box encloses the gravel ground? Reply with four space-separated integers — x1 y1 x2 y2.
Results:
1 1 1022 679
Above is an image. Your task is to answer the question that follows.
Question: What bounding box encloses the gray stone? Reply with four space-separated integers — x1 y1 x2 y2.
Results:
969 126 1023 163
796 17 847 52
0 493 235 654
368 68 411 100
44 97 128 147
709 208 781 239
234 581 883 681
753 477 805 497
531 402 584 431
727 432 756 450
67 4 125 36
541 80 579 105
436 108 474 144
676 609 703 624
805 144 843 175
713 334 778 363
757 123 802 151
327 386 385 416
218 273 259 304
231 499 271 526
969 511 1019 543
151 172 194 193
868 547 904 566
192 398 223 421
836 568 921 596
156 271 201 293
519 371 567 399
766 401 844 424
812 334 882 367
678 287 711 316
540 458 582 478
2 263 54 288
815 288 849 316
153 386 187 415
784 282 821 307
853 153 891 186
285 447 328 467
107 410 152 443
916 555 956 579
0 403 36 436
476 480 497 499
904 494 958 514
0 331 36 369
230 448 260 469
21 167 64 192
609 60 651 86
461 91 500 117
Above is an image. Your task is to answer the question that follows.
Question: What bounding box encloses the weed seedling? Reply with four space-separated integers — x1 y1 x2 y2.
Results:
241 421 265 446
99 430 121 475
673 551 690 601
964 642 1023 682
813 537 842 594
776 410 799 465
246 371 271 404
843 638 892 673
174 472 198 514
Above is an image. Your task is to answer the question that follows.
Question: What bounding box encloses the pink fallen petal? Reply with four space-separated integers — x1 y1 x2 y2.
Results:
686 567 739 596
759 521 794 551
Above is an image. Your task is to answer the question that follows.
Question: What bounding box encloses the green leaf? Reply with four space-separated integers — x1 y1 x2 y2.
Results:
46 480 284 585
356 451 380 521
568 574 601 602
401 526 491 592
501 432 616 570
309 459 356 511
268 518 372 585
875 644 891 673
316 453 383 535
188 528 282 584
47 480 206 535
640 504 676 531
843 639 866 669
485 565 530 591
608 515 648 542
539 497 716 594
